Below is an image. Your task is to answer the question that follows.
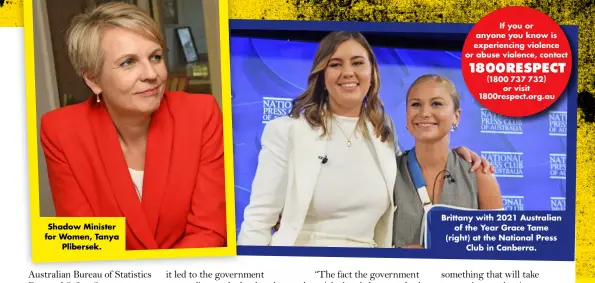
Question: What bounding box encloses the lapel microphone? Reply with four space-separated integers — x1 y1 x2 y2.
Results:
318 155 328 164
444 173 456 184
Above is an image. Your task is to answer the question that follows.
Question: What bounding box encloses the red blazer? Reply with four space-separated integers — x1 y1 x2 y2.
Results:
40 91 227 250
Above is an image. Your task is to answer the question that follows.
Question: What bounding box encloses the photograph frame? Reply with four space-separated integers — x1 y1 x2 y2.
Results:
230 19 578 262
25 0 238 263
175 26 200 64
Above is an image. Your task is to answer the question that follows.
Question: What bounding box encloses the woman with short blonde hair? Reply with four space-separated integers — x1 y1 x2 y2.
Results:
66 2 166 82
393 74 503 249
40 2 227 250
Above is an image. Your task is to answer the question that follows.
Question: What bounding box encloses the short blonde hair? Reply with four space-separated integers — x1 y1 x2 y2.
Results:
406 74 461 110
66 2 166 79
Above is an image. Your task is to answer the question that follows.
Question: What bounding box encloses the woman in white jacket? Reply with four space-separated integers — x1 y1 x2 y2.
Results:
237 31 491 248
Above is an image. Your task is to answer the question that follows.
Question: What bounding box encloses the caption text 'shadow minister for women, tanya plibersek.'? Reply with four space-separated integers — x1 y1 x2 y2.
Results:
39 2 227 250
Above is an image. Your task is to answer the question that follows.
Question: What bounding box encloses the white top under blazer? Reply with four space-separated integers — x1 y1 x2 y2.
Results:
237 114 400 248
128 168 144 201
299 115 388 247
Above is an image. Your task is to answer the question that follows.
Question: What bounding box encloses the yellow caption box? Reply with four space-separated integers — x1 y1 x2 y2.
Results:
33 217 126 262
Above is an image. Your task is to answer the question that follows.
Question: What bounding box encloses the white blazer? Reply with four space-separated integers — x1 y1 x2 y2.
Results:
238 115 399 248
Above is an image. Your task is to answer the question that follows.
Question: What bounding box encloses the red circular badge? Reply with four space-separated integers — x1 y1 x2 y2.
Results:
461 6 572 117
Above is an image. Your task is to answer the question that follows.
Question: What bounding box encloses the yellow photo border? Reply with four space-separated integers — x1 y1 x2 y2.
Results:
24 0 236 262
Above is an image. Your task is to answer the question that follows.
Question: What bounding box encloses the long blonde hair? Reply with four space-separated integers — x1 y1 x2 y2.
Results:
288 31 393 143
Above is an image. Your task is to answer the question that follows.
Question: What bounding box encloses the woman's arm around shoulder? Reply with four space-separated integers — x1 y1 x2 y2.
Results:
453 147 495 174
238 116 294 246
174 96 228 248
476 169 504 209
40 111 95 216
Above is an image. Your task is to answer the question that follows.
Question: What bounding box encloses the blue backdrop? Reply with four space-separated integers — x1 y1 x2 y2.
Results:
230 35 568 236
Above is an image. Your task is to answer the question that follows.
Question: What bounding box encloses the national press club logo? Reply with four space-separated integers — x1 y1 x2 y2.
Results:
549 153 566 179
502 196 524 211
481 151 524 178
262 97 293 124
480 108 523 135
550 197 566 211
549 111 567 136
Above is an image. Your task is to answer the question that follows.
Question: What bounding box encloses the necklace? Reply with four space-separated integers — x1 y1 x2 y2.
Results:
332 118 358 147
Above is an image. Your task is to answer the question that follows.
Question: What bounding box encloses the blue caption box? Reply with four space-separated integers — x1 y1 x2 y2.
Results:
427 206 573 261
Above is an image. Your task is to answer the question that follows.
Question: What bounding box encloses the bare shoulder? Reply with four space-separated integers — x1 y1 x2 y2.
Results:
475 170 498 185
459 149 497 188
476 170 503 209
